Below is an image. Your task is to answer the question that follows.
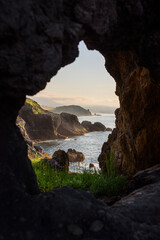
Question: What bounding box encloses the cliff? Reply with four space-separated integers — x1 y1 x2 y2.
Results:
18 99 87 141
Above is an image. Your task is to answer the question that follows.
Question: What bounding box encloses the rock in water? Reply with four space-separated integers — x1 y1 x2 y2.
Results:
67 149 85 162
81 121 107 132
89 163 95 168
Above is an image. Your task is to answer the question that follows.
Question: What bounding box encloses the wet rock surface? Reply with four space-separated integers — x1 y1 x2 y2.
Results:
58 112 87 137
127 164 160 193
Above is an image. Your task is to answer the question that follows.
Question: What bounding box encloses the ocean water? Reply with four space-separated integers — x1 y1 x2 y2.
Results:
37 114 115 172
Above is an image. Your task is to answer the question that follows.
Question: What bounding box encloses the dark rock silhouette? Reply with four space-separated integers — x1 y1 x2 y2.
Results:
127 164 160 194
0 0 160 238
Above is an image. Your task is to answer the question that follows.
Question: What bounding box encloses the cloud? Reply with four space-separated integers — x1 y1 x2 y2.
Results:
28 90 119 107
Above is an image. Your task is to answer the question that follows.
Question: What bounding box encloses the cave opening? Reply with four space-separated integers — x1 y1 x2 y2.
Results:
18 41 119 174
0 1 160 237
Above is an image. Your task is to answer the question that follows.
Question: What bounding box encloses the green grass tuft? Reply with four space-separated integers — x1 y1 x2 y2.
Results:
26 98 46 114
32 159 128 197
105 147 116 177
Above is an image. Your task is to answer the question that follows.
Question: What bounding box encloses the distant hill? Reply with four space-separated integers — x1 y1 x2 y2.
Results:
51 105 92 116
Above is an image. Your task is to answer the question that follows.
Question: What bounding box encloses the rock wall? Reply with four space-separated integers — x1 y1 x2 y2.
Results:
0 1 159 182
98 53 160 174
77 1 160 175
0 1 160 237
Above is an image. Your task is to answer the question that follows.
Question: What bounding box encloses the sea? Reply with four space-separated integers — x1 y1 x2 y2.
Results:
37 114 115 172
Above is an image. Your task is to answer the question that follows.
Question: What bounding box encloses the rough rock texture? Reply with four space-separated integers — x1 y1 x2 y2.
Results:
0 164 159 239
127 164 160 193
0 0 160 238
17 116 48 159
1 0 159 174
67 148 85 162
19 99 87 141
58 112 87 137
44 150 69 171
98 61 160 174
81 121 107 132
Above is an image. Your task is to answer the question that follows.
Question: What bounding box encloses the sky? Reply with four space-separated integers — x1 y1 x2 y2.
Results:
30 41 119 112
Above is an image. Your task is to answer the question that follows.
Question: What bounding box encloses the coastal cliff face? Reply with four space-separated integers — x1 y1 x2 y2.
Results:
0 0 160 238
18 99 87 141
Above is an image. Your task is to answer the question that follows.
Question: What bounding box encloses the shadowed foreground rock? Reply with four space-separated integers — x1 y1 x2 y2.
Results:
0 164 159 239
44 150 69 171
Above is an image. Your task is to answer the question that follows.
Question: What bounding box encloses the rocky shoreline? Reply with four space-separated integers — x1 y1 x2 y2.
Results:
17 98 110 143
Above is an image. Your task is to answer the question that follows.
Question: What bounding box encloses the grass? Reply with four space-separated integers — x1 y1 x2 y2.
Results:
105 147 116 177
26 98 46 114
31 156 128 197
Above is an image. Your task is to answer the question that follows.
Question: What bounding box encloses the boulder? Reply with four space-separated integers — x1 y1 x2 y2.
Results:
0 0 160 238
81 121 107 132
106 128 112 131
127 164 160 194
89 163 95 168
44 150 69 172
67 149 85 162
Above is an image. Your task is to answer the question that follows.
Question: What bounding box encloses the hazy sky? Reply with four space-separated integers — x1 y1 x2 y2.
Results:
30 41 119 109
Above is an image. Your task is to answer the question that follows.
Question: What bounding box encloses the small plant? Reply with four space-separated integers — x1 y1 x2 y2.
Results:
31 157 128 197
105 147 116 177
